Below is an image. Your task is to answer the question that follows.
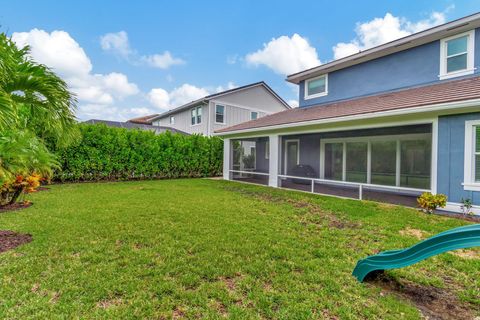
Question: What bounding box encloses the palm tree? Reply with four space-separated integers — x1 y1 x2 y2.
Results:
0 33 77 205
0 34 78 146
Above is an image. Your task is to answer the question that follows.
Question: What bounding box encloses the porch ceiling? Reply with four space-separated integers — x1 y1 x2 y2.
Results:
216 76 480 135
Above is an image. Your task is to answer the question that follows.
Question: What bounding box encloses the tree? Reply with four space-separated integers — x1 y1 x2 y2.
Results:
0 33 77 205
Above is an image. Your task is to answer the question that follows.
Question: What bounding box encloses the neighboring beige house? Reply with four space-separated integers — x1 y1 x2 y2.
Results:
146 82 290 136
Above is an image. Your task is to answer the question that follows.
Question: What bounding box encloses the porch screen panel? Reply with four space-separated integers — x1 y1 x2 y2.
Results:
476 126 480 182
346 142 367 183
371 141 396 186
324 143 343 180
400 139 431 189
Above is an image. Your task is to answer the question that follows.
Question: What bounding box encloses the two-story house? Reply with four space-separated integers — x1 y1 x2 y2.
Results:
217 12 480 214
147 82 290 136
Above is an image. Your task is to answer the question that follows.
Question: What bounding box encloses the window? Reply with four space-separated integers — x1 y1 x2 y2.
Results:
322 134 431 190
440 30 475 80
191 106 202 125
305 74 328 99
250 111 258 120
215 105 225 124
464 120 480 190
169 116 175 125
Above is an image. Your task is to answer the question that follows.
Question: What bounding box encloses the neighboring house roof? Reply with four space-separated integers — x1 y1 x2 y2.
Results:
83 119 189 135
287 12 480 84
149 81 290 121
216 76 480 134
127 114 159 124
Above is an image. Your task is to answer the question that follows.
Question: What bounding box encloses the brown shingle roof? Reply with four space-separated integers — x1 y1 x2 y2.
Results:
128 114 159 124
216 76 480 134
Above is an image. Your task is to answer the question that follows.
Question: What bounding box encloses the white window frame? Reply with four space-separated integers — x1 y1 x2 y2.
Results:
319 133 431 189
191 106 202 126
250 111 258 120
463 120 480 191
169 116 175 125
439 30 475 80
284 139 300 175
304 74 328 100
215 104 226 124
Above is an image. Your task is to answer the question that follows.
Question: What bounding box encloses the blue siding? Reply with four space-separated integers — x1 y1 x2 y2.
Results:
299 28 480 108
437 112 480 205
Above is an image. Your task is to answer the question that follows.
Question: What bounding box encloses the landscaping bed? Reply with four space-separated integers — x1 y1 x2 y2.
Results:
0 179 478 319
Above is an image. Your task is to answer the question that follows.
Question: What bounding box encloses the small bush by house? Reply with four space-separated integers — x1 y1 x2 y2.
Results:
53 124 223 182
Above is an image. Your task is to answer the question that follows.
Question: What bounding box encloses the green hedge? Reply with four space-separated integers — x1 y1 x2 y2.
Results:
53 124 223 181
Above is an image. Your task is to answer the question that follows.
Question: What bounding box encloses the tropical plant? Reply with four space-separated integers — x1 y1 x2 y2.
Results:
0 33 76 207
417 192 447 214
460 198 473 216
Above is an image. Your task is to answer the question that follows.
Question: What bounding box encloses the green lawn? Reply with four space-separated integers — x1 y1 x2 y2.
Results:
0 179 479 319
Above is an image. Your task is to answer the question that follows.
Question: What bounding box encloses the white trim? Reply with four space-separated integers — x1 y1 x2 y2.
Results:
284 139 300 175
223 139 231 180
229 170 269 176
439 30 475 80
439 202 480 215
215 98 480 136
268 135 280 187
214 104 226 125
320 133 432 189
304 74 328 100
431 118 439 194
463 119 480 190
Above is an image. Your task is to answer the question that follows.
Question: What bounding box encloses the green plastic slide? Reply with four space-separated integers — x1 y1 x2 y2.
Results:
352 224 480 282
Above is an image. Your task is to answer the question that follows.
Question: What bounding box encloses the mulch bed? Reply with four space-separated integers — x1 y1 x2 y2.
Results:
36 187 50 192
0 202 33 213
0 230 32 253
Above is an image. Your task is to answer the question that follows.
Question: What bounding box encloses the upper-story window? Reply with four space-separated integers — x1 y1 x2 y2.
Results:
215 105 225 124
169 116 175 125
464 120 480 191
191 106 202 125
305 74 328 100
250 111 258 120
440 30 475 80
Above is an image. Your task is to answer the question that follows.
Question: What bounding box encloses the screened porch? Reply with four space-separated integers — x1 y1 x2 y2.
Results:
224 124 433 207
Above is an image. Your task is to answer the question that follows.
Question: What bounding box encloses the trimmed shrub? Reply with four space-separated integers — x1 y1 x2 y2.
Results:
53 124 223 182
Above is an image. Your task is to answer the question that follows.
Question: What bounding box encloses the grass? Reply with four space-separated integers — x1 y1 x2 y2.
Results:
0 178 479 319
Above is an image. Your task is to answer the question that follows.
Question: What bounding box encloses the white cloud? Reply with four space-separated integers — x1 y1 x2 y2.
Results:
100 31 133 58
148 82 237 110
333 11 448 59
245 34 320 75
100 31 184 69
147 88 170 110
78 104 157 121
288 100 299 108
12 29 140 120
142 51 185 69
12 29 92 78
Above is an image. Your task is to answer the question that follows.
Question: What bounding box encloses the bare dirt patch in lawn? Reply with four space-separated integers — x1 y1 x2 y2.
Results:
369 273 478 320
0 201 33 213
0 230 32 253
450 248 480 260
399 228 427 240
225 186 360 229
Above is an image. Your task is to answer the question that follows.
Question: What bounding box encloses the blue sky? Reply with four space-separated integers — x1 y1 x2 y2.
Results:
1 0 479 120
